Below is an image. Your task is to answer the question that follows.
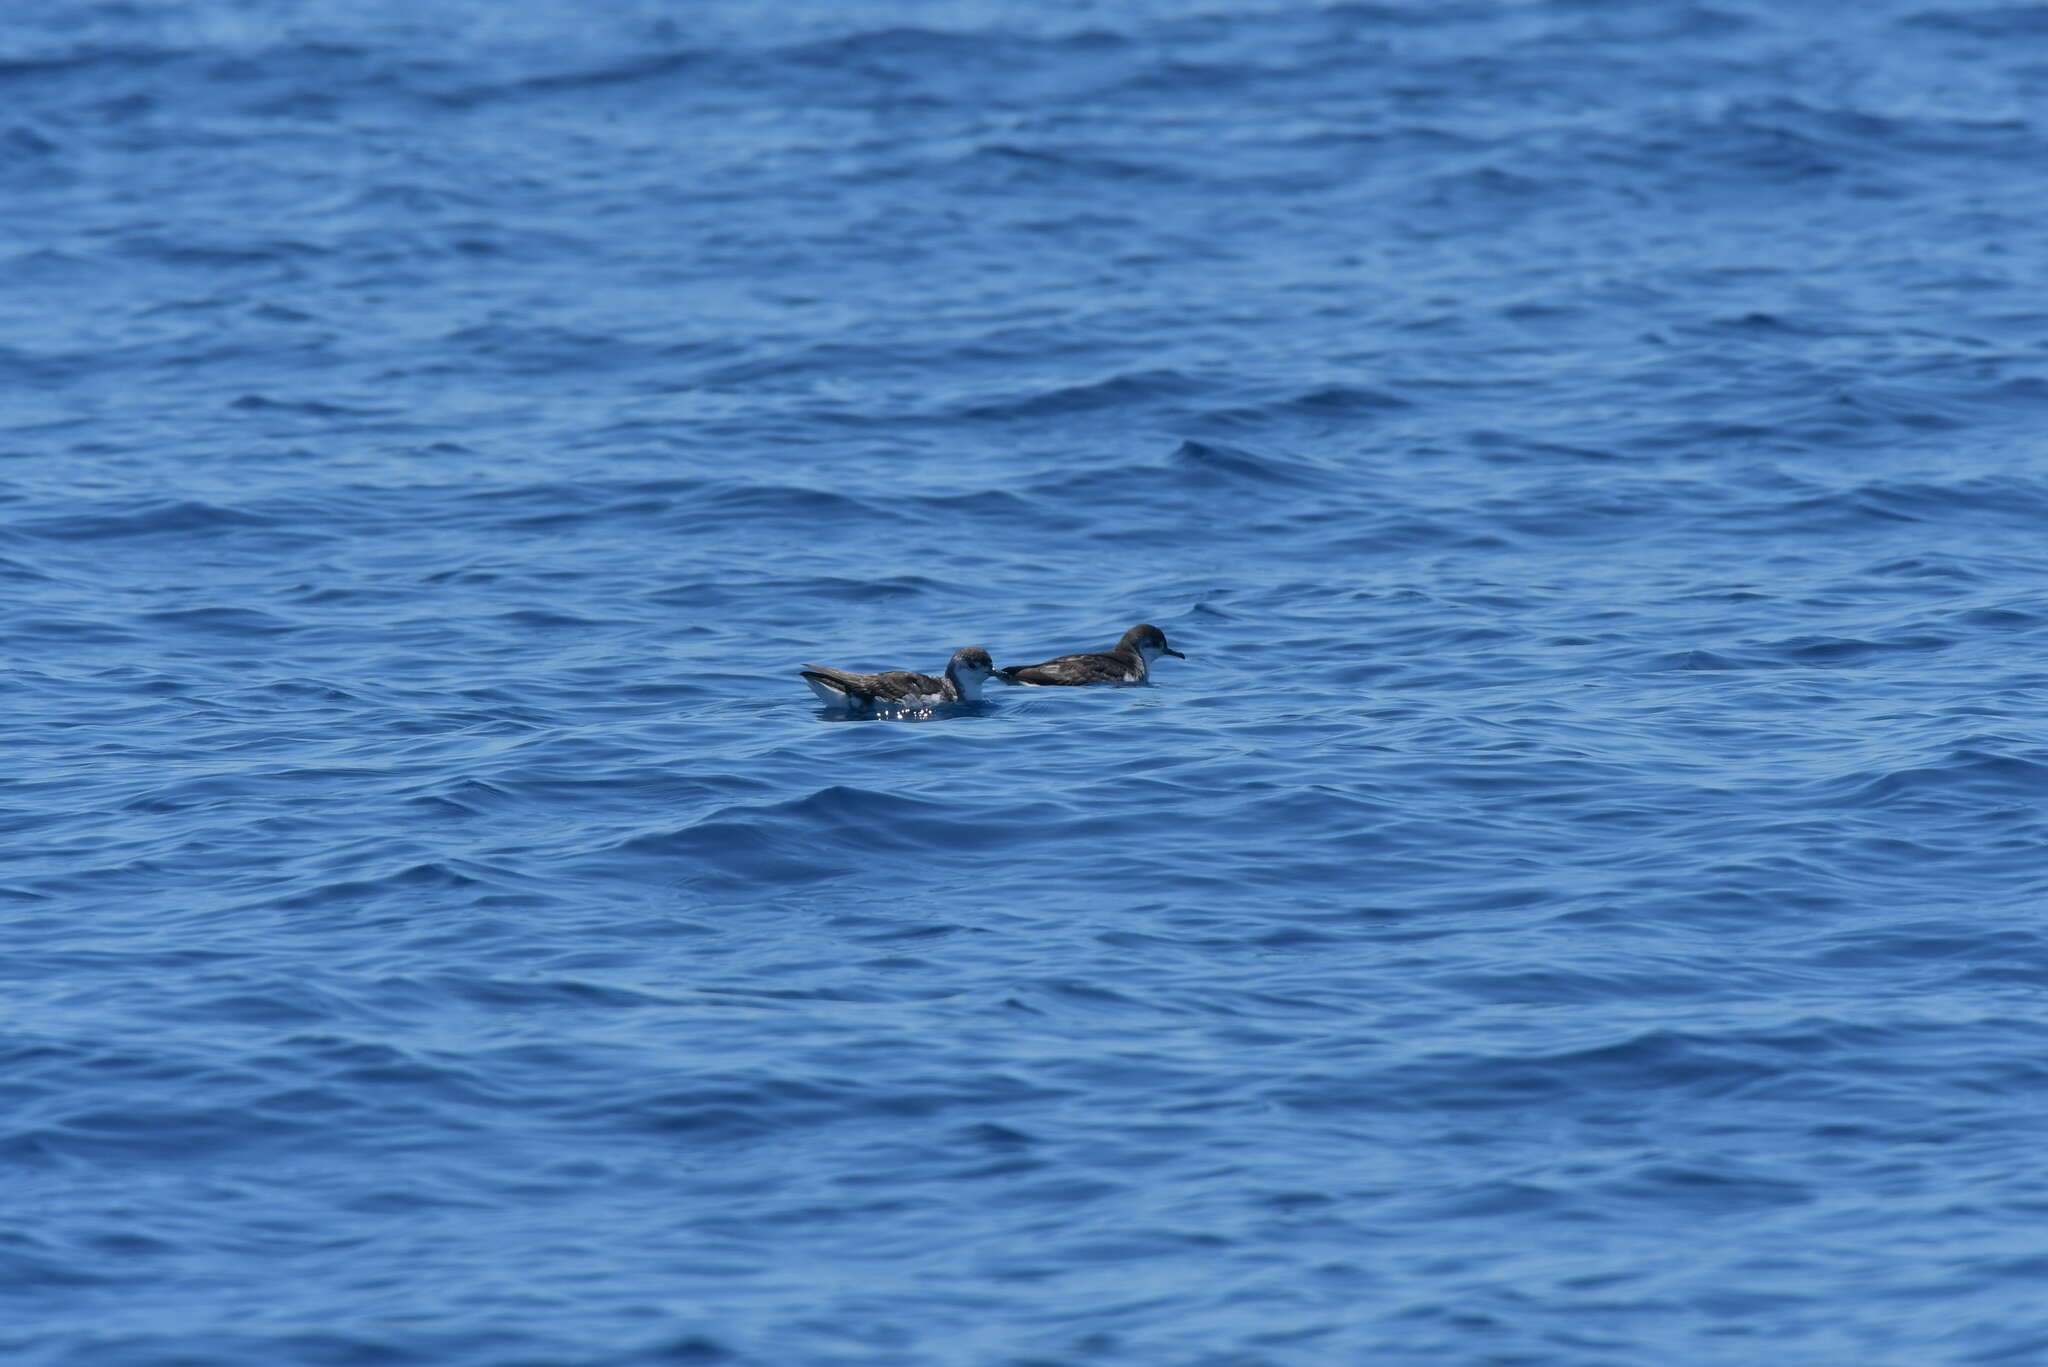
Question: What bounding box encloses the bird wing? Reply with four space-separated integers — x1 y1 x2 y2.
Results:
801 666 948 704
798 665 872 703
996 651 1135 686
862 669 947 702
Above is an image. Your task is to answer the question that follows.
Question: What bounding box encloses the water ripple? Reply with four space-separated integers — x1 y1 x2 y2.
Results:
12 1 2048 1364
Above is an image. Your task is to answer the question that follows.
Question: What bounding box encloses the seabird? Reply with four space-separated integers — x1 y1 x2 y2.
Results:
995 623 1185 687
799 646 995 710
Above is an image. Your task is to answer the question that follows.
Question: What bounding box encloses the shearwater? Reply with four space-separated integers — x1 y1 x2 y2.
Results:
995 624 1185 687
799 646 996 710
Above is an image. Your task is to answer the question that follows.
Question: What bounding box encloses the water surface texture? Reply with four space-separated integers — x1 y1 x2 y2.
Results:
9 2 2048 1364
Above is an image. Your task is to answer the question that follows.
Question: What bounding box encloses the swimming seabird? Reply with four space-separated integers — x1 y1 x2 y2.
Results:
995 624 1186 687
799 646 996 710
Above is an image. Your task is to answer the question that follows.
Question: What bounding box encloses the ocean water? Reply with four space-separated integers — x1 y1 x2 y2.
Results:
9 1 2048 1363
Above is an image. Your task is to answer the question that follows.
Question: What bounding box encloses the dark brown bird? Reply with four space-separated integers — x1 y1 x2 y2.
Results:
995 624 1185 687
799 646 995 710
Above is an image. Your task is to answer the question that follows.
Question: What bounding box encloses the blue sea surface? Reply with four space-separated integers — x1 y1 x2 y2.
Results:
8 2 2048 1363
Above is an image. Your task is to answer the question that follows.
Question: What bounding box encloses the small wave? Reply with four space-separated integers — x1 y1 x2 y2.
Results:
33 1091 318 1163
0 44 183 83
1547 3 1755 44
1168 438 1330 488
0 1233 119 1286
692 481 903 529
1861 473 2048 521
1277 1027 1787 1115
902 488 1044 527
785 24 1133 93
460 479 606 518
1901 6 2048 37
789 25 1032 69
1018 440 1334 517
488 49 714 101
439 975 667 1012
1272 384 1410 416
1837 746 2048 808
273 859 492 912
227 394 389 417
1750 632 1950 667
960 368 1204 421
1716 472 2048 536
1591 1160 1811 1216
1647 648 1751 671
1957 604 2047 630
488 607 623 630
1421 165 1557 208
1322 2 1521 27
967 140 1192 187
1641 98 1855 186
1811 918 2047 975
1 614 139 645
1863 554 1990 583
618 814 855 887
0 123 63 182
138 605 300 638
18 499 273 542
0 123 56 156
646 573 934 609
440 322 647 375
117 233 329 269
619 786 1071 888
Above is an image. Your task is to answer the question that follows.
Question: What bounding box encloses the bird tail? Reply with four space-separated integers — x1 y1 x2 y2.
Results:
799 668 854 704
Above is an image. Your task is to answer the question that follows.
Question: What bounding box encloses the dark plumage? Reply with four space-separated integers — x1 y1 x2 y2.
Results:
996 623 1186 687
800 646 994 710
